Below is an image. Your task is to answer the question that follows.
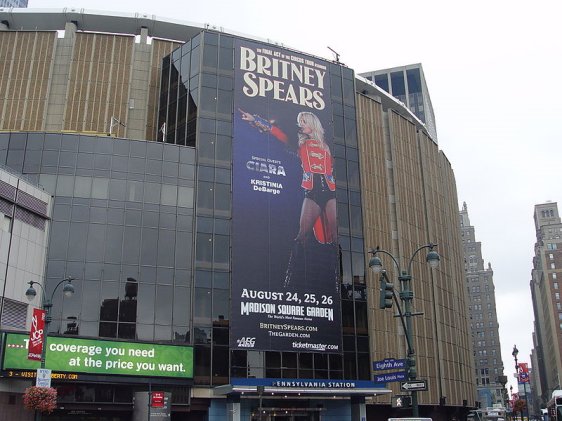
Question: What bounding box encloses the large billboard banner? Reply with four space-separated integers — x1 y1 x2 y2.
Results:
2 333 193 379
231 39 342 353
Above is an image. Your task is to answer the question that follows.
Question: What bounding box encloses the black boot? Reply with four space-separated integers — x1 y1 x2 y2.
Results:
284 240 303 288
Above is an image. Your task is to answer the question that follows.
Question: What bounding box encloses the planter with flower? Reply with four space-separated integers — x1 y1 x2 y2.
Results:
23 386 58 413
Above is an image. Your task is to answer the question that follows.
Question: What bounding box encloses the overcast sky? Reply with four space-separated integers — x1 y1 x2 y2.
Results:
29 0 561 392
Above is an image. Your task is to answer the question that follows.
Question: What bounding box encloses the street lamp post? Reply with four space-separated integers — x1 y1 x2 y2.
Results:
512 345 529 421
368 243 440 417
509 385 514 421
497 375 508 408
26 276 75 421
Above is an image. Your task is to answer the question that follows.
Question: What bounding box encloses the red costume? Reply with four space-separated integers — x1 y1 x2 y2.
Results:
298 139 336 192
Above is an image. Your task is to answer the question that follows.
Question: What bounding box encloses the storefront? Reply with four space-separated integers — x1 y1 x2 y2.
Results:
0 332 199 420
212 379 391 420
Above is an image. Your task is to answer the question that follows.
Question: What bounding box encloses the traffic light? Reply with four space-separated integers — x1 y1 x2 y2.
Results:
379 275 394 309
406 356 416 377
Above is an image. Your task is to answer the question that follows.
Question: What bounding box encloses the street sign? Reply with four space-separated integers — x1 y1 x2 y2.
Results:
400 380 428 392
36 368 51 388
373 358 407 371
374 371 407 383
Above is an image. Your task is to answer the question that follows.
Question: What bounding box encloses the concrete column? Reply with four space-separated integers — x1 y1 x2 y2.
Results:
140 26 149 44
64 21 77 38
351 396 366 421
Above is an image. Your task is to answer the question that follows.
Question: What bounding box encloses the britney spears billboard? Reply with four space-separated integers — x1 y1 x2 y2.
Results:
231 39 342 353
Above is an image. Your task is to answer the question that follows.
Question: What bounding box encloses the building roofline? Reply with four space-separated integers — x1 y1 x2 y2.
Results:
0 7 436 144
0 7 292 46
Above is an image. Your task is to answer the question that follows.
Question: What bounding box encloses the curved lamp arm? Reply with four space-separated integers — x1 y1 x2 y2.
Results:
26 276 75 306
406 243 439 275
368 247 402 273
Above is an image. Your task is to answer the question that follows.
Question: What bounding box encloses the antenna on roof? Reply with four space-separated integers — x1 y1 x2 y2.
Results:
327 46 341 64
109 116 126 137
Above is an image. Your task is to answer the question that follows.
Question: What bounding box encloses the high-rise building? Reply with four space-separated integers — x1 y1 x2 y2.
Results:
0 0 28 8
530 202 562 405
0 8 476 420
359 63 437 141
460 203 506 408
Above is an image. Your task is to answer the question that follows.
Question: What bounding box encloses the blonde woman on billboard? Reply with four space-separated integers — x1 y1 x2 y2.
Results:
239 109 338 285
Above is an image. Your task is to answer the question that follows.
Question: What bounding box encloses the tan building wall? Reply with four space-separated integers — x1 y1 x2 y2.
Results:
0 31 56 131
0 26 180 140
357 93 476 407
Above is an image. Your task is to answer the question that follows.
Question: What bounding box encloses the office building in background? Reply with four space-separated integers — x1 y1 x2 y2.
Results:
460 203 506 408
530 202 562 407
359 63 437 141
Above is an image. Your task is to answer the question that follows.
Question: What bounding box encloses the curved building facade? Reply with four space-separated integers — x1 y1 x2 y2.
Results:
0 8 475 421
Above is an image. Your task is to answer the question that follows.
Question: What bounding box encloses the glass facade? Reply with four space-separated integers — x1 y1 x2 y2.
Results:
361 65 436 140
0 132 195 346
159 30 370 387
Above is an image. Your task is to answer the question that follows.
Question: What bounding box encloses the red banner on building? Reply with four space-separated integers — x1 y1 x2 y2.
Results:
27 308 46 361
517 362 530 383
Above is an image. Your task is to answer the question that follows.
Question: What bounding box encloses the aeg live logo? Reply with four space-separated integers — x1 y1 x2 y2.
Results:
236 337 256 348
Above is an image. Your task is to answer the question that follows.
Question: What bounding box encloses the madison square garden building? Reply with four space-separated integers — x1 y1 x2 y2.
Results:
0 8 476 421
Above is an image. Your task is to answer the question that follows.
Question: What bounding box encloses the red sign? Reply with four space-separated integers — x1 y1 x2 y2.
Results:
151 391 165 408
517 362 530 383
27 308 46 361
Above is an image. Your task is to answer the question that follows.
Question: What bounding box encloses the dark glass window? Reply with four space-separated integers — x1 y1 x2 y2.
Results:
194 288 212 323
194 345 211 385
218 48 233 71
374 74 389 92
406 68 422 94
86 223 106 261
200 87 217 113
212 289 229 321
155 285 173 325
390 71 406 98
330 74 342 100
212 346 229 383
344 352 357 379
217 89 233 116
299 353 313 379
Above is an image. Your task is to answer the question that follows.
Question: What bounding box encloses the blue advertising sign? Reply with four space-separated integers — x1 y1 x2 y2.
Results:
373 358 407 371
232 378 386 390
374 371 407 383
230 39 341 353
